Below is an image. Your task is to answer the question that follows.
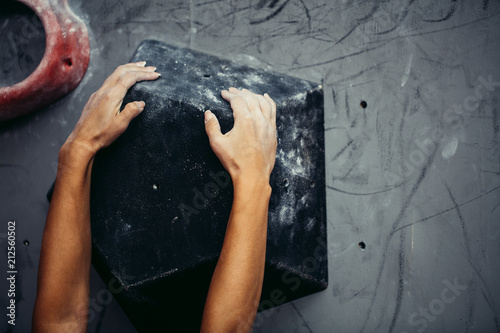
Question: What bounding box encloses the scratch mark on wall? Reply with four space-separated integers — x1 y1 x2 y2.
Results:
358 144 438 333
393 184 500 233
387 233 406 333
423 0 457 23
401 53 413 88
250 0 291 25
290 302 314 333
326 184 397 196
483 0 490 11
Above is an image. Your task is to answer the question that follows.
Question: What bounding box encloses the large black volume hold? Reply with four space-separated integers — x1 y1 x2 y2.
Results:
90 40 327 332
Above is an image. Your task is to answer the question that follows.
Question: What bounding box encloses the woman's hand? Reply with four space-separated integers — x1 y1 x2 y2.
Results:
204 88 277 186
64 61 160 158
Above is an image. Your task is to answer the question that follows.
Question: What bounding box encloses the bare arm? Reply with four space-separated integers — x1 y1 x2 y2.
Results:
201 88 277 332
32 62 160 333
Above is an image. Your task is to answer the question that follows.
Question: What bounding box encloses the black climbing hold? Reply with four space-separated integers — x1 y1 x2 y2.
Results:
90 40 327 332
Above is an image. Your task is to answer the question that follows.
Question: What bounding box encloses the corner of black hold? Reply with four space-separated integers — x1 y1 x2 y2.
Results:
115 259 218 333
306 87 324 109
258 262 328 312
46 181 55 202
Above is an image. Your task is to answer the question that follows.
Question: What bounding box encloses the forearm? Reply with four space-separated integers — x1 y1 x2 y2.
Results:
31 62 158 332
33 143 95 332
201 177 271 332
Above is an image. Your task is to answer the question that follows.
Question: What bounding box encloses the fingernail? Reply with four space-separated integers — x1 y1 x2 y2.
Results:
137 61 146 66
204 110 213 123
157 72 161 77
136 101 145 110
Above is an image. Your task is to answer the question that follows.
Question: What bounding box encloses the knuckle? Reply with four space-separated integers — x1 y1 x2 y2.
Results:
131 102 141 110
117 72 129 82
210 136 223 148
116 65 127 74
206 121 218 130
116 77 130 90
102 92 114 101
231 96 247 107
242 113 253 121
121 104 131 113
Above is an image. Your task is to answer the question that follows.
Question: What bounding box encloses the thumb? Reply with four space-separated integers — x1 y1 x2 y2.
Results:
204 110 222 140
119 101 145 126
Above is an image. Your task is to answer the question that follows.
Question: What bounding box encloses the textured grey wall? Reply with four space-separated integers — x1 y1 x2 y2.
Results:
1 0 499 332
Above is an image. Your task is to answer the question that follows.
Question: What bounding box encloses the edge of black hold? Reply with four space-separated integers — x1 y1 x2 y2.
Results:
143 39 319 87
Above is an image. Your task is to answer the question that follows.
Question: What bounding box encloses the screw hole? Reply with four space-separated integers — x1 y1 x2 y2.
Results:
64 58 72 67
23 239 30 246
358 241 366 250
360 100 367 109
310 180 315 187
283 178 289 187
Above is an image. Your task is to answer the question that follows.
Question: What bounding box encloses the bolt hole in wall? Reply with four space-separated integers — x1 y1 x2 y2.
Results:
23 239 30 246
360 100 367 109
283 178 289 192
203 74 211 78
0 0 46 87
358 241 366 251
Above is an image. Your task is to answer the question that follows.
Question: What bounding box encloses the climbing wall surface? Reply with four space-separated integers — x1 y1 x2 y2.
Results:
0 0 499 332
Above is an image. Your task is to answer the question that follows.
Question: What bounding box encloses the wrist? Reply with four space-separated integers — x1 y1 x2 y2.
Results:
58 140 95 170
232 174 272 198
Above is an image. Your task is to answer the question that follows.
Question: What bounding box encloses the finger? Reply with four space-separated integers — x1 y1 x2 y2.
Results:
118 101 145 125
257 94 272 120
221 88 241 101
239 89 263 116
101 63 159 91
98 101 144 149
109 69 160 104
221 89 250 123
264 93 276 125
204 110 223 143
